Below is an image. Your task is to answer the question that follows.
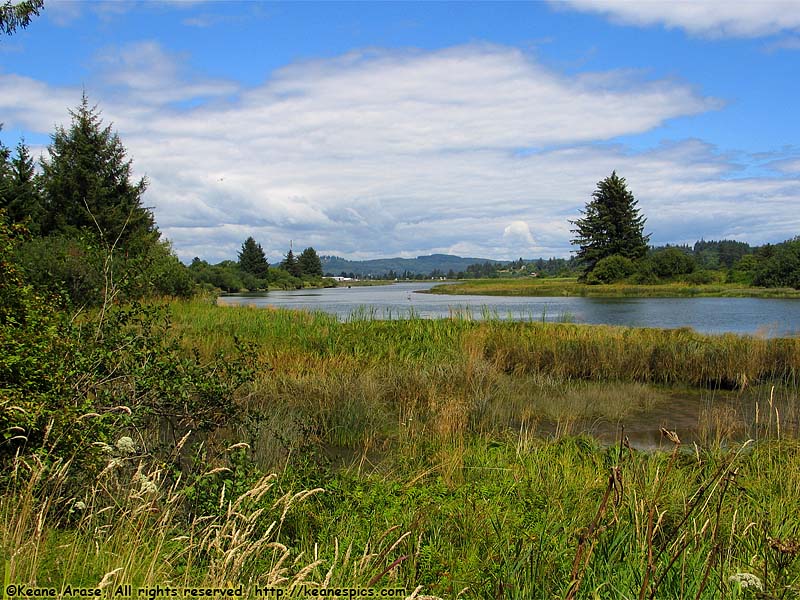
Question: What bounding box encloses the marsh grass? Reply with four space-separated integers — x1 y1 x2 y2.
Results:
5 300 800 598
426 277 800 299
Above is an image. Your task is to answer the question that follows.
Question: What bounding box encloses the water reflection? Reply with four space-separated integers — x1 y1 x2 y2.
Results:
219 282 800 337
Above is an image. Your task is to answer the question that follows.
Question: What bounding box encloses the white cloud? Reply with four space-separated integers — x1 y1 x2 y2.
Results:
2 42 797 262
556 1 800 38
92 41 239 105
503 221 536 249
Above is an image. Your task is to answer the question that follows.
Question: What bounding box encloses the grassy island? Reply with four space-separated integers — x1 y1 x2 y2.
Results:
425 277 800 299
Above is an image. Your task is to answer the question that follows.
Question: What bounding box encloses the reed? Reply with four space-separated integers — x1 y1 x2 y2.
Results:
5 299 800 598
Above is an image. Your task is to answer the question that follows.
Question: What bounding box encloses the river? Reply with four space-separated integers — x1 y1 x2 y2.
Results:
218 281 800 337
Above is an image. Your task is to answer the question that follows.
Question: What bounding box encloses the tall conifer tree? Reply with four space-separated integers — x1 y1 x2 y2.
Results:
238 236 269 278
298 247 323 277
41 94 156 251
570 171 650 276
281 248 302 277
1 140 42 233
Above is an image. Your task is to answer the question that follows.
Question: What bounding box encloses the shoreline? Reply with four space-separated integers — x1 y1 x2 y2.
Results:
422 277 800 299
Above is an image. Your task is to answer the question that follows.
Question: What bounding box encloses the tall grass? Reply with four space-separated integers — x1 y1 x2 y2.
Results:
5 300 800 598
172 300 800 388
426 277 800 299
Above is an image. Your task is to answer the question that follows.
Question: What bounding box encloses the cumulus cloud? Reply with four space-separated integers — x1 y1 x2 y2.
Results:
2 42 797 262
503 221 536 249
556 1 800 38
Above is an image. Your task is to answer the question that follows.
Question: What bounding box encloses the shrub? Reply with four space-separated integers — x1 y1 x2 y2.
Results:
684 270 715 285
1 214 256 486
586 255 636 284
651 247 696 278
753 238 800 289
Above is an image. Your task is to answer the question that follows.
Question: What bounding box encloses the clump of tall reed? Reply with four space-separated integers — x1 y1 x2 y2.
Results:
0 439 325 590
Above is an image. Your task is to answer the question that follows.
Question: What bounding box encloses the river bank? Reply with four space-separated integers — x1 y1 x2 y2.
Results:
425 277 800 299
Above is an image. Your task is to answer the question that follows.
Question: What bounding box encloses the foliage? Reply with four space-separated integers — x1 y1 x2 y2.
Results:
238 236 269 279
571 171 650 276
0 214 253 483
649 246 697 278
694 239 752 269
40 95 156 252
0 139 42 234
753 238 800 289
0 0 42 36
684 269 716 285
16 235 195 307
298 246 323 277
281 248 302 278
15 234 106 306
1 97 195 306
585 254 635 284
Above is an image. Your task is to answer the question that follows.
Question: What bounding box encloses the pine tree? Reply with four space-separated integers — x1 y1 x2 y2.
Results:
0 0 43 36
41 94 156 251
0 140 42 233
238 236 269 278
280 249 302 277
570 171 650 276
297 247 323 277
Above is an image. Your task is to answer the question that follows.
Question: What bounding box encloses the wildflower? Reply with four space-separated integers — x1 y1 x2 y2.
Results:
137 475 159 495
728 573 763 591
115 436 136 455
73 500 87 512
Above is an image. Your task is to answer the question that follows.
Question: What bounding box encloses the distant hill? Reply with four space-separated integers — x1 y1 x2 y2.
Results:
321 254 505 277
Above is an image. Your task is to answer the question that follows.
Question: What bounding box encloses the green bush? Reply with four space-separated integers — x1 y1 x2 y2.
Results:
586 255 636 284
1 214 255 486
684 270 715 285
753 238 800 289
651 247 696 278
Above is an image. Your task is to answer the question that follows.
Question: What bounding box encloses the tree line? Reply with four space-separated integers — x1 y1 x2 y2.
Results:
0 95 195 307
0 96 331 302
570 171 800 288
189 238 326 293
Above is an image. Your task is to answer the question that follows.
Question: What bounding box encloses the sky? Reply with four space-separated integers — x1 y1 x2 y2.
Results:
1 0 799 264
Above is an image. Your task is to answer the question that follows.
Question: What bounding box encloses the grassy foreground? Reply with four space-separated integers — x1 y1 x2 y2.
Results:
4 301 800 599
425 277 800 298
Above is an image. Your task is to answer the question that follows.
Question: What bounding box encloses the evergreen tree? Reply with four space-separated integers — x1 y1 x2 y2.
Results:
0 139 42 233
237 236 269 278
41 94 156 252
0 0 43 36
281 249 302 277
570 171 649 275
0 136 10 207
297 246 323 277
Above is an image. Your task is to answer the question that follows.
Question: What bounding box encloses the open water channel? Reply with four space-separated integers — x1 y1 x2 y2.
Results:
218 282 800 448
219 281 800 337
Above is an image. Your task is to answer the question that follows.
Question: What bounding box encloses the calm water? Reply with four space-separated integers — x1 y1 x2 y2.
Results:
218 281 800 337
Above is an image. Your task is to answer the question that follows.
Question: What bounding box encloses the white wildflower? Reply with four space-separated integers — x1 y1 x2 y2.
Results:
93 442 114 454
728 573 763 591
138 476 159 495
115 436 136 455
72 500 87 512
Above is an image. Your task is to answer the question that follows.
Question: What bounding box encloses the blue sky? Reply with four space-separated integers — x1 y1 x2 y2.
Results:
1 1 799 263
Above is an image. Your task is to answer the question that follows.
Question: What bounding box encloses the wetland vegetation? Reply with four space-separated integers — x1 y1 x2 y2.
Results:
5 287 800 598
425 276 800 299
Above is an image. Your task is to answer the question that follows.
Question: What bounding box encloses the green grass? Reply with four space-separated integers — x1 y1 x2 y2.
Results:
425 277 800 298
5 301 800 598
